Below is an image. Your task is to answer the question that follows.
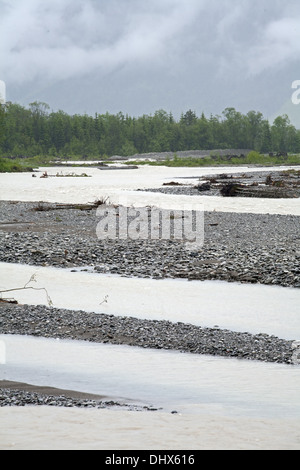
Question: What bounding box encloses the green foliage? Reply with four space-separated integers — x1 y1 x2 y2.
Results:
0 157 28 172
127 153 300 168
245 151 263 163
0 102 300 161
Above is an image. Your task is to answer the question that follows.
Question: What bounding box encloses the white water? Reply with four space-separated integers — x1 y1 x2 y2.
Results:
1 165 300 214
0 164 300 449
0 262 299 340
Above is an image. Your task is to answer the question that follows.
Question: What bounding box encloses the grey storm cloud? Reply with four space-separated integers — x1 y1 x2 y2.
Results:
1 0 299 83
0 0 207 82
0 0 299 123
247 2 300 74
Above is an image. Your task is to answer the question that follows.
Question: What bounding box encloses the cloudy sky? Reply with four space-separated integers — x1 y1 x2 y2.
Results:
0 0 299 126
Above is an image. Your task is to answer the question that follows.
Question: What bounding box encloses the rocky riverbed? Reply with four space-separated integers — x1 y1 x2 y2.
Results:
0 381 158 411
0 200 299 287
0 303 295 364
140 169 300 198
1 190 299 410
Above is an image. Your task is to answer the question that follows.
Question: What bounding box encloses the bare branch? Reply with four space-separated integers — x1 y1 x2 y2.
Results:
0 274 53 307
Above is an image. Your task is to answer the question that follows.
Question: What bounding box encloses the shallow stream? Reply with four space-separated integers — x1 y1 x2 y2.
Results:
0 164 299 449
0 262 299 340
0 165 300 214
1 334 299 419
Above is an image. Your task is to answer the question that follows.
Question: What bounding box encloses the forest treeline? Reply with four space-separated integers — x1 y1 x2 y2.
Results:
0 101 300 158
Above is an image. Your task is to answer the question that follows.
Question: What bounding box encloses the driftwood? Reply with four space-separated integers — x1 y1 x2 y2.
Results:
32 198 110 212
0 274 53 307
220 183 299 199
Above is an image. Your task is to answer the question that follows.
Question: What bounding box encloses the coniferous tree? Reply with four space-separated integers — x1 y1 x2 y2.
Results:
0 101 299 158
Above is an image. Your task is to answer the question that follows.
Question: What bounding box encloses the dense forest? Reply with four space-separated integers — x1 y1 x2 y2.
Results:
0 101 300 159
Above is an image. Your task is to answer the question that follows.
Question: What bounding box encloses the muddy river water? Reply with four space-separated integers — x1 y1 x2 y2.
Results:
0 164 299 449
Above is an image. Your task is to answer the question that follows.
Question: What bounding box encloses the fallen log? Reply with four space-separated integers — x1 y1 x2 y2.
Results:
221 183 299 199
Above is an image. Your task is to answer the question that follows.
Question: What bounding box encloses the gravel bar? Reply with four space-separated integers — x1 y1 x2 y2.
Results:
0 193 299 409
0 201 300 288
139 169 300 198
0 387 158 411
0 303 295 364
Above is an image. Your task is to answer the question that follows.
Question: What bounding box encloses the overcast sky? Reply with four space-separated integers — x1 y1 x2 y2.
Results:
0 0 299 126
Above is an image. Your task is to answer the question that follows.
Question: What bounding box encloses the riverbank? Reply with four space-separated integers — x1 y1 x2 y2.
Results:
0 302 294 364
0 166 299 421
140 169 300 198
0 200 299 288
0 381 157 411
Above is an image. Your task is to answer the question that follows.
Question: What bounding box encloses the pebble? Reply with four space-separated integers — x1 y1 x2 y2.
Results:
0 201 299 287
0 194 299 410
0 303 295 364
0 387 157 411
